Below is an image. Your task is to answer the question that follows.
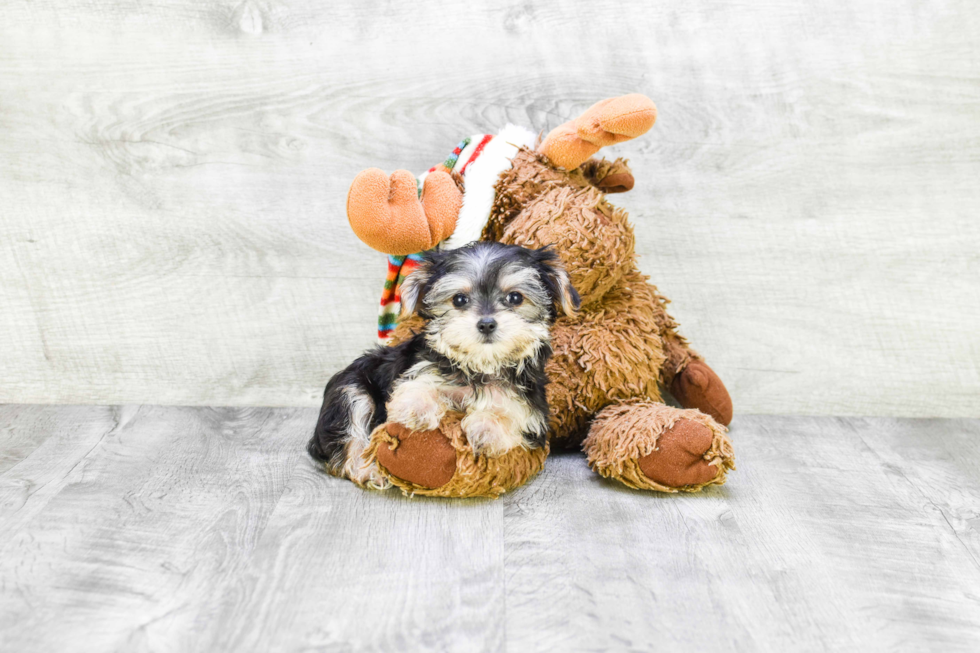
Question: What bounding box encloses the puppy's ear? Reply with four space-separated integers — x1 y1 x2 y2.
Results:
398 256 434 318
534 246 580 318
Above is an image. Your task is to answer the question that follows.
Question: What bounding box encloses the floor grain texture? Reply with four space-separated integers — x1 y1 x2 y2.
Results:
1 405 978 652
1 0 978 416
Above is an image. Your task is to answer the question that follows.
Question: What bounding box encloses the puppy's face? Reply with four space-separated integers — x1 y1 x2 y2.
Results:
401 242 579 374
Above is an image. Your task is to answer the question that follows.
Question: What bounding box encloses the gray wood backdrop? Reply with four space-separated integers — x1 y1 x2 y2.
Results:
1 0 978 415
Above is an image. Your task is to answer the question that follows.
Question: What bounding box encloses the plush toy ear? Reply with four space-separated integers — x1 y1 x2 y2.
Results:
534 246 580 318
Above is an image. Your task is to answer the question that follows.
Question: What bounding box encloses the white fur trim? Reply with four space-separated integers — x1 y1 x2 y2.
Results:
440 124 536 251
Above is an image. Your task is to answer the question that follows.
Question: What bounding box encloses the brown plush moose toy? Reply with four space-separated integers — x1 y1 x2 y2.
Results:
342 94 735 497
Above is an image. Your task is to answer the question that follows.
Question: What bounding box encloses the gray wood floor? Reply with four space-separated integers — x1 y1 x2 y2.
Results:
1 405 978 652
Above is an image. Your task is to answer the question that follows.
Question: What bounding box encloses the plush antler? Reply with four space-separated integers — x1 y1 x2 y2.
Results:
347 169 462 255
539 94 657 170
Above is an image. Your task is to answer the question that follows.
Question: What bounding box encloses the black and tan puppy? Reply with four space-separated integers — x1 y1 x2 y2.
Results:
308 242 579 487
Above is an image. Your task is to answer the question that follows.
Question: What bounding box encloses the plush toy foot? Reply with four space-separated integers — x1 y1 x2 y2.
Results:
582 402 735 492
373 423 457 489
670 360 734 426
539 94 657 170
367 413 548 498
636 419 720 488
346 168 462 255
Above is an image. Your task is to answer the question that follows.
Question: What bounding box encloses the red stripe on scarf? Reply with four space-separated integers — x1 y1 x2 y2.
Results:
459 134 493 176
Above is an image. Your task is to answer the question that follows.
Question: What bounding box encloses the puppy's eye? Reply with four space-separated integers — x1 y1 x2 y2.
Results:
505 291 524 306
452 293 469 308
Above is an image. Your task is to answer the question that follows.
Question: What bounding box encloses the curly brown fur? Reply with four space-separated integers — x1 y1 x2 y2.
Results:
485 148 591 243
490 148 699 380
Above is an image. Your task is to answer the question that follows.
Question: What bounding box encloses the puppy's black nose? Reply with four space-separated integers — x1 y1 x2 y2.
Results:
477 317 497 335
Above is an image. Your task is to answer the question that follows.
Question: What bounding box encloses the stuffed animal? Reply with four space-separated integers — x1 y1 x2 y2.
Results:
346 94 735 497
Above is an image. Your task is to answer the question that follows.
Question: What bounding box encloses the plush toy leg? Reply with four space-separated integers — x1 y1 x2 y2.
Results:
670 360 734 427
539 94 657 170
636 278 733 427
346 168 462 255
582 402 735 492
367 413 548 498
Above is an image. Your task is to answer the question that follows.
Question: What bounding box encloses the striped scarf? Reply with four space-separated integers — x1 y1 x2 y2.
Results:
377 135 494 339
378 253 423 339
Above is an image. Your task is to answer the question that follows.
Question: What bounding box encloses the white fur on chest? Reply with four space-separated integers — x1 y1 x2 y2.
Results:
386 361 545 457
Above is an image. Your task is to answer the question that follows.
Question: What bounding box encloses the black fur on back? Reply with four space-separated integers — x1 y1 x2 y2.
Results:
308 333 425 470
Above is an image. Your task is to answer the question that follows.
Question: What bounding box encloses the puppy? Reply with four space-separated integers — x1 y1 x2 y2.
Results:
307 241 579 487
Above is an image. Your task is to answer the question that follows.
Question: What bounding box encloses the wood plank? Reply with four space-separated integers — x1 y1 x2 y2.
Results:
0 405 121 523
206 463 505 653
503 415 980 652
0 1 978 415
0 405 307 652
0 404 97 474
0 405 506 653
3 407 980 650
854 417 980 568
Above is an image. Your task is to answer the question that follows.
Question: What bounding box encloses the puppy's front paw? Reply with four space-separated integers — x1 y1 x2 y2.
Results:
344 450 391 491
462 412 523 458
387 389 445 432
